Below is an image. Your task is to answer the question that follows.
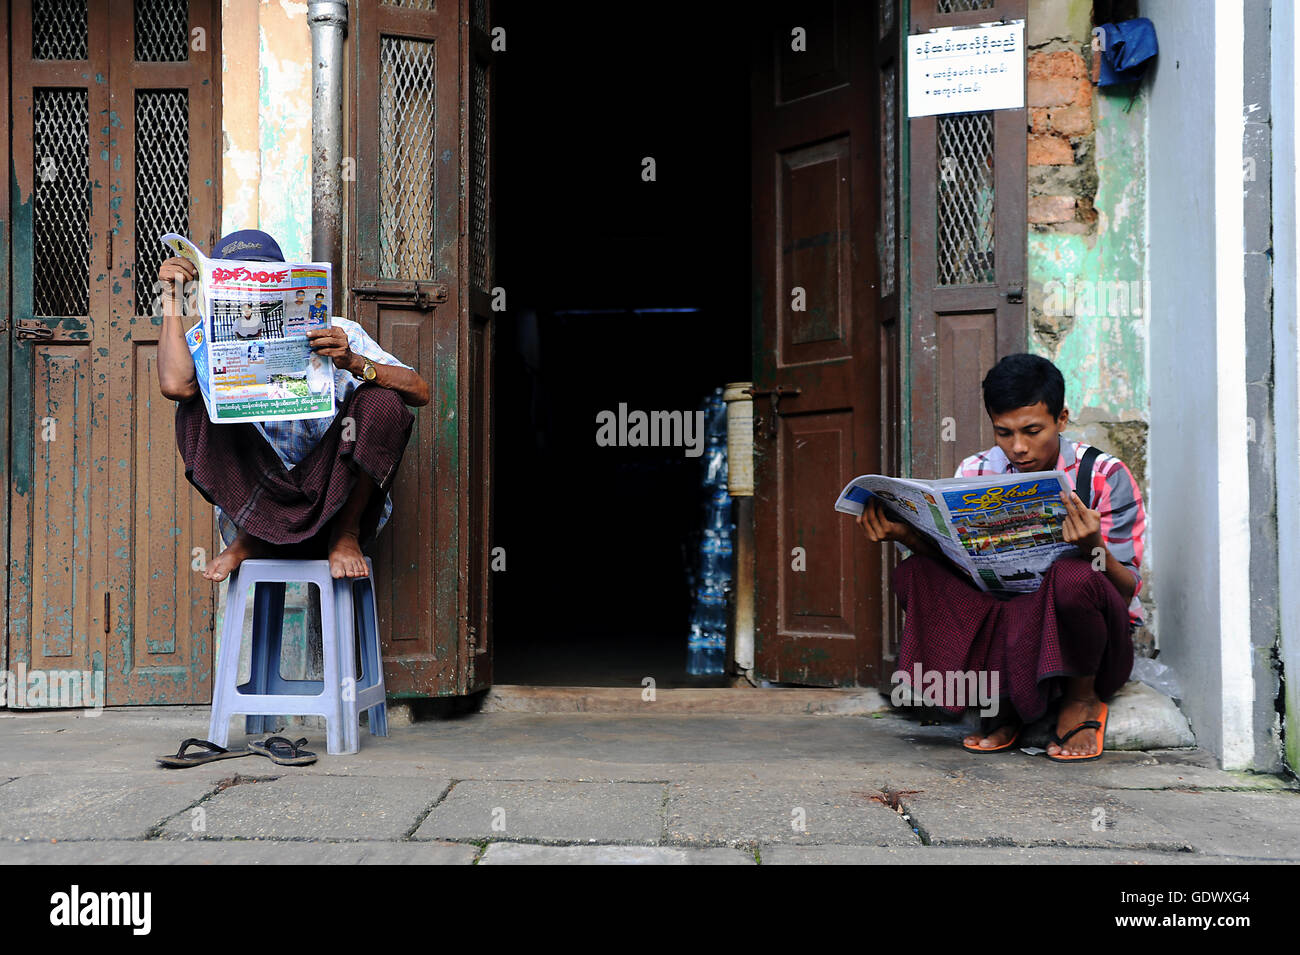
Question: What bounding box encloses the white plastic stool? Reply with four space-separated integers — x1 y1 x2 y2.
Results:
208 558 388 755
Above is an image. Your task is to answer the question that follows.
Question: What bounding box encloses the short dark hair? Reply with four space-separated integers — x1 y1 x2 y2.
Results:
982 353 1066 419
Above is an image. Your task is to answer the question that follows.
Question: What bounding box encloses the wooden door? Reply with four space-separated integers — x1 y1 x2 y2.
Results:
751 0 885 687
348 0 494 697
0 0 10 682
908 0 1028 480
8 0 220 706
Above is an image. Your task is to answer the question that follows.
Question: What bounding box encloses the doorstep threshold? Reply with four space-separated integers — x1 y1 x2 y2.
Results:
481 684 891 716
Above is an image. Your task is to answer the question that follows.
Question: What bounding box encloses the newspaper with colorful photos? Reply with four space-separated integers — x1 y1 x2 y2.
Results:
161 233 336 424
835 470 1079 595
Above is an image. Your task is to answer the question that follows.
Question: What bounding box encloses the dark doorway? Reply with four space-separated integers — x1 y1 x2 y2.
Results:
491 2 751 685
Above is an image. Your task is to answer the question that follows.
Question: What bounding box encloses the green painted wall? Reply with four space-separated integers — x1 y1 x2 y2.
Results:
1029 88 1148 427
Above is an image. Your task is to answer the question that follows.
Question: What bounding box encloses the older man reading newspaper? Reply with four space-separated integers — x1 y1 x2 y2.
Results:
155 229 430 581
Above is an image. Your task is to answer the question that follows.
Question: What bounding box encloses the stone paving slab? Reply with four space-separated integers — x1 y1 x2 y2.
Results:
0 773 215 841
664 781 920 847
869 751 1288 794
898 777 1191 850
415 781 666 843
159 774 447 841
758 845 1272 865
1111 790 1300 859
0 840 476 865
479 843 754 864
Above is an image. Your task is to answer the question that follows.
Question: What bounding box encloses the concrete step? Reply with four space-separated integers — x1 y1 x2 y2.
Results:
474 681 1196 751
479 684 891 716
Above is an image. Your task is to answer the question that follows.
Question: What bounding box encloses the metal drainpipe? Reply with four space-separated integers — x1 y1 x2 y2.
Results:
308 1 348 316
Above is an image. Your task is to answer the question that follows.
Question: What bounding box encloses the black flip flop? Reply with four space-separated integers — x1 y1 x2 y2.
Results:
157 738 254 769
247 736 318 766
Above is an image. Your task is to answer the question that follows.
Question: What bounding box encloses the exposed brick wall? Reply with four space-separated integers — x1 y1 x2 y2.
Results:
1027 48 1097 233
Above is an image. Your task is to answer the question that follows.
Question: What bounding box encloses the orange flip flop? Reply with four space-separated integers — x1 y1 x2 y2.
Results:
1046 702 1108 762
962 721 1022 753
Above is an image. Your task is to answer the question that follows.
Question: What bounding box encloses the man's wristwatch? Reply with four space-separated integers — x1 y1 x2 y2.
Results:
355 357 377 382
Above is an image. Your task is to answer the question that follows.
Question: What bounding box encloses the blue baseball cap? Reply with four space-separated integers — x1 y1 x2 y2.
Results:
213 229 285 262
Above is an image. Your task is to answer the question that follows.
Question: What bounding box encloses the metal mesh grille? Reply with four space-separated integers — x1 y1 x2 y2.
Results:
936 112 995 286
937 0 994 12
135 90 190 315
469 57 489 290
879 0 894 37
386 0 435 9
471 0 487 31
878 64 897 297
33 89 91 317
33 0 89 60
135 0 190 62
378 36 438 280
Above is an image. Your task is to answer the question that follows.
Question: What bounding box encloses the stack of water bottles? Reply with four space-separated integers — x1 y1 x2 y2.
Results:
687 389 734 675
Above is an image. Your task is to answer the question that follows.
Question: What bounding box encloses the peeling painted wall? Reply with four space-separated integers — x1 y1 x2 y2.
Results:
1026 0 1154 643
221 0 312 258
216 1 319 682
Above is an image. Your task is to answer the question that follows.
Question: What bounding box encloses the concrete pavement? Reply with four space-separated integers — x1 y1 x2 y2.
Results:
0 704 1294 864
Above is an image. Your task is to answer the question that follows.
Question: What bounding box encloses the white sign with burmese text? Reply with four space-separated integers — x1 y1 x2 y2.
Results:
907 21 1025 118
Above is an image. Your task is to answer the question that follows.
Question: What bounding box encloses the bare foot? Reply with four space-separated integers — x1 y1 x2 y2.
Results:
1047 695 1103 757
203 530 266 582
328 530 369 579
962 720 1021 750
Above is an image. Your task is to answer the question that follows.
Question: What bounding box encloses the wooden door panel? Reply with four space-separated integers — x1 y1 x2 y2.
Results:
0 0 9 680
908 0 1027 480
369 302 455 695
780 413 855 632
349 0 493 696
29 347 93 668
777 1 850 100
108 0 220 704
133 347 213 697
780 139 853 362
753 0 882 687
8 4 110 702
9 0 219 706
937 312 996 477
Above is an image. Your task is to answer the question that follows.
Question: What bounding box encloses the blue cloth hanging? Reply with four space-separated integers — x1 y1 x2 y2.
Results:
1096 18 1158 87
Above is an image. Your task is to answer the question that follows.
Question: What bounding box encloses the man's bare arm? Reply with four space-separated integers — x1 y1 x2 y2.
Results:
1099 546 1138 606
157 257 199 401
307 326 430 407
342 353 430 407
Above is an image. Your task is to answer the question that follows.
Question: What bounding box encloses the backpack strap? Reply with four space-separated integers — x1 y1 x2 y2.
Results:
1075 445 1102 509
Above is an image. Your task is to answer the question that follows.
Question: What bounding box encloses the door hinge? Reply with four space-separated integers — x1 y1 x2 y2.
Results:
351 279 448 311
16 319 54 341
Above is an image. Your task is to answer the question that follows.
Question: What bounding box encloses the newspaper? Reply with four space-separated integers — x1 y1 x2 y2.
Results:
161 233 336 424
835 470 1078 595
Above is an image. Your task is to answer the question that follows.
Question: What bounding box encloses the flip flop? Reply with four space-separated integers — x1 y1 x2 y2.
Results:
962 719 1022 753
1046 702 1108 762
157 738 254 769
247 736 318 766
